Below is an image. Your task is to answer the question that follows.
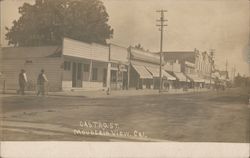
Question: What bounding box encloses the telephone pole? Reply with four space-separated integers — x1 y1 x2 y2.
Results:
0 0 3 47
209 49 215 88
225 59 228 72
156 9 167 93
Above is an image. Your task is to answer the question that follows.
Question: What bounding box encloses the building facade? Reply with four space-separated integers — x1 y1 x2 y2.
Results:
128 47 176 90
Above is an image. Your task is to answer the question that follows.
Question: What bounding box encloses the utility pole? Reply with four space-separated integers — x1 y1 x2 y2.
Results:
209 49 215 88
156 9 167 93
233 65 236 84
225 59 228 79
0 0 3 47
225 59 228 72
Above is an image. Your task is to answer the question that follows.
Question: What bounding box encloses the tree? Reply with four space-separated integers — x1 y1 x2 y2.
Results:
5 0 113 46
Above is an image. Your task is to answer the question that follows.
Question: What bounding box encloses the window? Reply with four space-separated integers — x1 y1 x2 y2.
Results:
92 68 98 81
84 64 90 72
64 61 71 71
111 63 118 68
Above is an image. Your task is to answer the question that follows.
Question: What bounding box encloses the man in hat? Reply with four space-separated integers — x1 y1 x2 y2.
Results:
17 69 28 95
37 69 48 96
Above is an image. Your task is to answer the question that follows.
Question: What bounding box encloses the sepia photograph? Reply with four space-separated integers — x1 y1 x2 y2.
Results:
0 0 250 157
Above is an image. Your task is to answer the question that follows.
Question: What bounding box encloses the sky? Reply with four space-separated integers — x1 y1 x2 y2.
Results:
1 0 250 76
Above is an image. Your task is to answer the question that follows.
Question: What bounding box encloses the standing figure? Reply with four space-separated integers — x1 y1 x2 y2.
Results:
17 69 28 95
37 69 48 96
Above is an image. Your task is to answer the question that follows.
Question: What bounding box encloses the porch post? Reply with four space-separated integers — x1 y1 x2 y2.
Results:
127 46 131 89
106 62 111 94
106 44 111 95
89 60 93 81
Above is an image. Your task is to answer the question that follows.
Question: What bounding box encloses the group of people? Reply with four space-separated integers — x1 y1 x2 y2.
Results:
18 69 48 96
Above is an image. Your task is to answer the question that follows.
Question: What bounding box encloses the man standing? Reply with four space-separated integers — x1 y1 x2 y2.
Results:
37 69 48 96
18 69 28 95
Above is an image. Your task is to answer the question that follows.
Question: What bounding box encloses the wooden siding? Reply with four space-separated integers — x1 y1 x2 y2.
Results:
0 58 63 91
110 44 129 64
63 38 109 62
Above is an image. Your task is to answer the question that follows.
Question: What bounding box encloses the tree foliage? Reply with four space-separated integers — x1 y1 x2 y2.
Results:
5 0 113 46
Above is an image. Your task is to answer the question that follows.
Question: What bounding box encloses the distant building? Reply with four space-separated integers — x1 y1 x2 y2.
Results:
157 49 214 88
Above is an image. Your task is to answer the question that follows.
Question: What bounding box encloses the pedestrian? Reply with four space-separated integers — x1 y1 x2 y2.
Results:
37 69 48 96
17 69 28 95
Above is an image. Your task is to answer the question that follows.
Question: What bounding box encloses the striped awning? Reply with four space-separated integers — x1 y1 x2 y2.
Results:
173 72 187 82
145 66 159 77
132 64 153 79
163 71 176 80
145 66 176 80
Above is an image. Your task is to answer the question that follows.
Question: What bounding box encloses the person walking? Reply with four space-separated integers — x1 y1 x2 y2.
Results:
17 69 28 95
37 69 48 96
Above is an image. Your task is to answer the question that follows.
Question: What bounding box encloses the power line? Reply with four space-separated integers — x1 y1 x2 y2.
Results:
156 9 167 93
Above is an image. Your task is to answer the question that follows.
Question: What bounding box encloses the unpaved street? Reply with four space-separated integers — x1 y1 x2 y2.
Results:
0 88 249 142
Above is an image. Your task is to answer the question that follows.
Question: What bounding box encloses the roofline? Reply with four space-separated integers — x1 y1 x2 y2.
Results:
130 46 153 54
155 51 195 54
1 45 61 49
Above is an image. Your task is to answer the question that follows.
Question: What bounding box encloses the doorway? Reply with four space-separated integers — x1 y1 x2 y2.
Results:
72 62 83 87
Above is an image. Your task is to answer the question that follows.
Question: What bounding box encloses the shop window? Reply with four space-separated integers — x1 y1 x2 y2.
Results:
111 63 118 68
92 68 98 81
111 70 117 82
64 61 71 71
84 64 90 72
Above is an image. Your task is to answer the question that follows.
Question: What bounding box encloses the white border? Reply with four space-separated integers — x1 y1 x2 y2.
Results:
1 142 249 158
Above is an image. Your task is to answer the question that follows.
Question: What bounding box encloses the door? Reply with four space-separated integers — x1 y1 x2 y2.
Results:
72 62 83 88
72 62 77 87
76 63 83 87
103 68 107 87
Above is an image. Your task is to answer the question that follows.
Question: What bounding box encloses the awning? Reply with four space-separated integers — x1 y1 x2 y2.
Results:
163 71 176 80
145 66 176 80
132 64 153 79
145 66 159 77
173 72 187 82
186 74 204 83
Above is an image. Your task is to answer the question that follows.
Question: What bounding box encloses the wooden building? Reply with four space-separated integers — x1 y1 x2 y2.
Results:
62 38 129 91
128 47 176 90
0 38 129 92
0 46 63 91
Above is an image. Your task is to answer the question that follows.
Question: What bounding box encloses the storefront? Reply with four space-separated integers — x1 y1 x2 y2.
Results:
109 44 129 90
130 64 153 89
185 74 205 89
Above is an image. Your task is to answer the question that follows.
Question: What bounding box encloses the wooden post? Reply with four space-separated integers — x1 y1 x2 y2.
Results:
106 44 111 95
89 60 93 81
127 65 130 90
106 62 111 95
127 46 131 90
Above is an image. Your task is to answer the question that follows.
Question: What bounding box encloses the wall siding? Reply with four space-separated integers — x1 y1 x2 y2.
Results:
110 44 128 63
63 38 109 62
0 58 63 91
